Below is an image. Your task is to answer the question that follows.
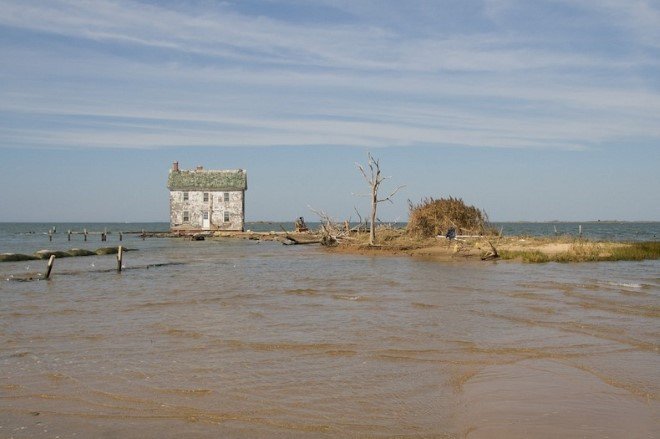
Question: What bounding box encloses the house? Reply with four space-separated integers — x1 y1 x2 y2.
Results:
167 162 247 232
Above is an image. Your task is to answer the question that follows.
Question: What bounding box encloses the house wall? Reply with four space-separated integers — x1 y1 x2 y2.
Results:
169 190 244 231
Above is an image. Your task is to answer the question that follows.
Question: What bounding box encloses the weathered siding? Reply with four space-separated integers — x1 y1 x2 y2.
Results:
170 190 244 231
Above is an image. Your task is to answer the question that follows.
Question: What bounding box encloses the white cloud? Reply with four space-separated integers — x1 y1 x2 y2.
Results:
566 0 660 48
0 0 658 151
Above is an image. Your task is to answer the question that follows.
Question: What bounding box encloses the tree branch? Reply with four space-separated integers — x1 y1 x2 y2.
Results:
355 163 371 185
377 185 406 203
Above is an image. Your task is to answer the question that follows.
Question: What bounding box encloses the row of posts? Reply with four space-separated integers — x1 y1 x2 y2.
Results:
47 229 147 242
44 246 124 280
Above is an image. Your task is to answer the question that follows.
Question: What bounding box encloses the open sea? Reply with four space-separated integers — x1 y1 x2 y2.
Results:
1 222 658 438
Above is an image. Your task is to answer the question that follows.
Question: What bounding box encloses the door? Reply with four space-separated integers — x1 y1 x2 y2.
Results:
202 211 210 229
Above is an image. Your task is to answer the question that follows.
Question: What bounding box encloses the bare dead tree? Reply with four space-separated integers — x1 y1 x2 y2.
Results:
353 206 366 232
356 153 404 245
308 206 340 246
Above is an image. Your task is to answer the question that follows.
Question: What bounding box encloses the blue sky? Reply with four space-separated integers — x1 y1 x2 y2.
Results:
0 0 658 222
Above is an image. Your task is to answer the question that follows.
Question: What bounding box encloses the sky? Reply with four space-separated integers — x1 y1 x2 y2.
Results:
0 0 658 222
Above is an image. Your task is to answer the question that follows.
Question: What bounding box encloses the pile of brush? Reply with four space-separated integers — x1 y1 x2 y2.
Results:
407 196 494 238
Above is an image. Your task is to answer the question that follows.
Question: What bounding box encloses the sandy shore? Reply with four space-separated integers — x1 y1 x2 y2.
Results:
328 234 657 263
165 229 659 263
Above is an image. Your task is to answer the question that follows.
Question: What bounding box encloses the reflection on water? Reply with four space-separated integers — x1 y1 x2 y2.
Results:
1 239 658 438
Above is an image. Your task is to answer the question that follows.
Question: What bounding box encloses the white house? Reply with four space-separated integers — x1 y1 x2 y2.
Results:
167 162 247 232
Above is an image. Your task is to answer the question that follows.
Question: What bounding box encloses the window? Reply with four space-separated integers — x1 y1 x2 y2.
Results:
203 192 209 202
183 192 189 201
223 192 229 202
223 211 230 222
183 211 189 222
203 211 209 220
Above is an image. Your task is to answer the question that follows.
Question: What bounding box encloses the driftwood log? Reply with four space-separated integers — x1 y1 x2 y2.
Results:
280 226 321 245
481 240 500 261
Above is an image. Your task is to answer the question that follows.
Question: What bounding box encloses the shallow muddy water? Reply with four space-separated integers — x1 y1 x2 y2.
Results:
1 238 658 438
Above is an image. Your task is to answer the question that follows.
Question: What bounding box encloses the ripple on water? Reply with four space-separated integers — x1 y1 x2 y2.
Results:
0 239 657 438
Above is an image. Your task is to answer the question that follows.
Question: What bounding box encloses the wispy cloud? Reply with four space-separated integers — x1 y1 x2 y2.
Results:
0 0 658 151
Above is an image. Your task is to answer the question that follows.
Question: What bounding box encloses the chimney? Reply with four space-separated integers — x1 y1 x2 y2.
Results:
172 161 179 172
196 165 204 171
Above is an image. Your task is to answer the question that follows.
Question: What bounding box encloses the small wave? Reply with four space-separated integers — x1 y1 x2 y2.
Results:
130 298 199 309
46 372 70 382
5 274 42 282
155 388 213 396
48 308 80 316
4 262 187 281
246 341 351 353
165 328 204 339
1 384 23 391
284 288 319 296
215 339 356 354
412 302 439 309
372 348 447 363
324 349 357 356
8 351 31 358
332 294 365 301
606 281 644 289
81 334 105 341
525 305 557 314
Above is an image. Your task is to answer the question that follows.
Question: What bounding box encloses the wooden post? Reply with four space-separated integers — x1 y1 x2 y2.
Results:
68 230 71 241
84 229 88 242
119 231 123 242
45 255 55 280
554 225 558 236
579 225 582 236
117 246 123 273
48 230 52 242
142 229 145 241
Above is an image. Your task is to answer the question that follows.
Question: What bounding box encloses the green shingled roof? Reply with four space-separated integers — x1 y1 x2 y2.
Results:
167 169 247 191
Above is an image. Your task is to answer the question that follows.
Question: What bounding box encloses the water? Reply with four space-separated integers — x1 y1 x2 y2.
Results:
0 223 658 438
492 221 659 242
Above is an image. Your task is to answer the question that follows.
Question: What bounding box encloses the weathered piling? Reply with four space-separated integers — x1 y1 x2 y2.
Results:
84 229 88 242
119 231 123 242
45 255 55 280
68 230 71 241
48 230 53 242
579 225 582 237
117 246 123 273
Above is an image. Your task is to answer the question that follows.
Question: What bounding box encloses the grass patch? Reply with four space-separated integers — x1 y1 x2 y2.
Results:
500 241 659 263
499 250 550 263
604 241 660 261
